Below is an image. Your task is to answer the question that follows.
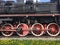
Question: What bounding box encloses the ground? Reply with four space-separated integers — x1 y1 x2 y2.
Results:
0 35 60 45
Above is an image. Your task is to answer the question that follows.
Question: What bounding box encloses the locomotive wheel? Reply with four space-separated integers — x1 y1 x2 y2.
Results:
1 23 13 36
16 23 29 36
47 23 60 36
31 23 44 36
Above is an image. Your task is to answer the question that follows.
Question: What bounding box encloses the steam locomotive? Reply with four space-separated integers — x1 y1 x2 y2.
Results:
0 0 60 37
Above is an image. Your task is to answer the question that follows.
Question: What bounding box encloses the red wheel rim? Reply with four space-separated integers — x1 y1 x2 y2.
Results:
16 23 29 36
31 23 44 36
47 23 60 36
2 24 13 36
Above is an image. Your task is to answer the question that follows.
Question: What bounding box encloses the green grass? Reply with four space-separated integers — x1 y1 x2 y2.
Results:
0 40 60 45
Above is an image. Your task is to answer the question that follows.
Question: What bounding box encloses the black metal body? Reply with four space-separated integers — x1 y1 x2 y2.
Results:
0 0 60 31
0 0 60 14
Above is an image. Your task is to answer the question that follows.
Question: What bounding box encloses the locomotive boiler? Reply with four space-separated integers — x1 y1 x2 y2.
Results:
0 0 60 37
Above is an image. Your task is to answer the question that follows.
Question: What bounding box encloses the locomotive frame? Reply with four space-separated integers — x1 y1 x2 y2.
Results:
0 14 60 37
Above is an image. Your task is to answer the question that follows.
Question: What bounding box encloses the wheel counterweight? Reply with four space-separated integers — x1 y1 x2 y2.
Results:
16 23 29 36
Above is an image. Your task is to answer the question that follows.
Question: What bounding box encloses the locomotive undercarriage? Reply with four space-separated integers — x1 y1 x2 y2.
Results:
0 14 60 37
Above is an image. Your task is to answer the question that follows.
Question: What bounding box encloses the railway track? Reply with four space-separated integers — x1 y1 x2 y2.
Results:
0 34 60 40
